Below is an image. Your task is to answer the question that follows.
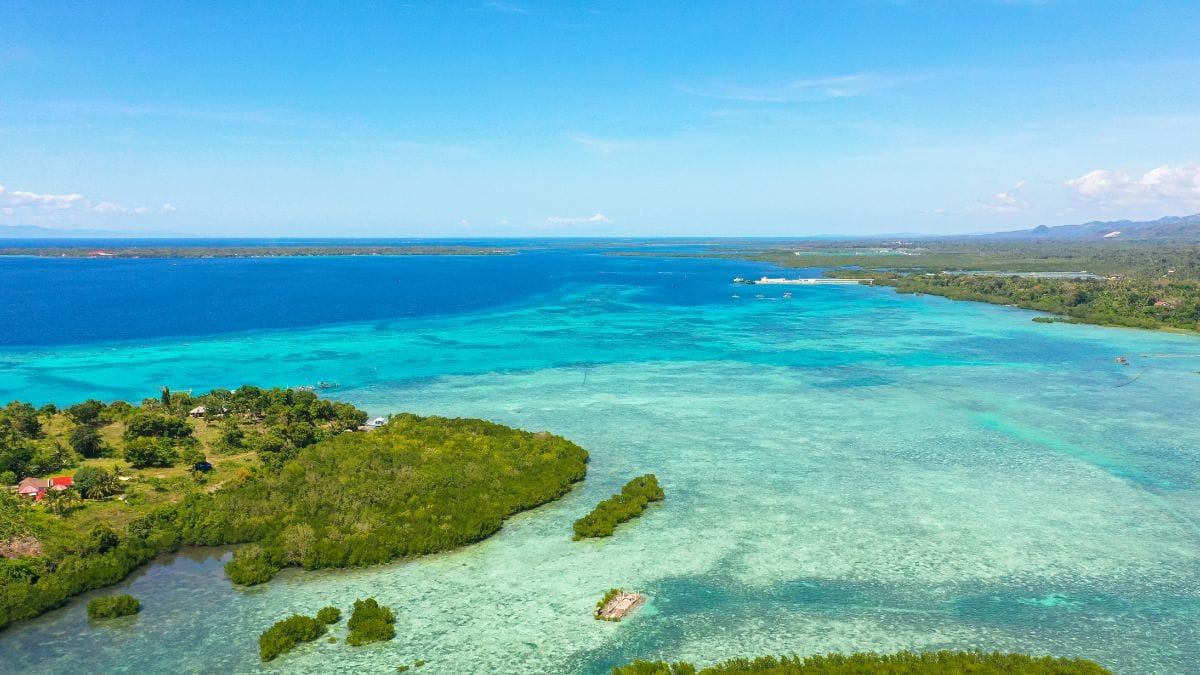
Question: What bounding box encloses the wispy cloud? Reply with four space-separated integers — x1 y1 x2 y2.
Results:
0 184 174 219
570 134 635 155
544 213 612 226
970 180 1029 214
485 1 528 14
676 73 890 103
1066 164 1200 208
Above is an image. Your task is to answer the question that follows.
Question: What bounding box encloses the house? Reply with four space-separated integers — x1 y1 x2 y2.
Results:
188 405 207 418
17 477 46 500
48 476 73 491
1153 300 1176 309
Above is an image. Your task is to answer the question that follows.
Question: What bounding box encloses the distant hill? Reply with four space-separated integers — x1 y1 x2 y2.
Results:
980 214 1200 240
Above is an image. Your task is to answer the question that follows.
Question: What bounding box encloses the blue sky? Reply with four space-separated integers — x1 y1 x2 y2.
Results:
2 1 1199 237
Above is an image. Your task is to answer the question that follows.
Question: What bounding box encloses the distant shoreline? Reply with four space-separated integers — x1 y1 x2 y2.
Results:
0 245 516 259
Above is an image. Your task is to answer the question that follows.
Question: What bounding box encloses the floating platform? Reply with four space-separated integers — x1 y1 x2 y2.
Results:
595 592 645 620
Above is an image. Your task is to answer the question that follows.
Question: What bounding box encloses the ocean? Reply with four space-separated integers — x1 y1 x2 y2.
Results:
0 243 1197 673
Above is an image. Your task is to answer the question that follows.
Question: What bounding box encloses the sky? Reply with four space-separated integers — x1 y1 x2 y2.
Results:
2 1 1199 237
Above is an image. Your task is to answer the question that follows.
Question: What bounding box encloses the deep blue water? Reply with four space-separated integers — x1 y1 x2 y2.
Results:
0 246 782 346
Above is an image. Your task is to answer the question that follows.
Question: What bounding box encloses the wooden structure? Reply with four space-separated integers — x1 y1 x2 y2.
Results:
595 592 645 621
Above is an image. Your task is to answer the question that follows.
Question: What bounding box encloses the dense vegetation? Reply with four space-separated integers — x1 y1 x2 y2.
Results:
889 273 1194 330
0 245 513 258
748 240 1200 280
574 474 664 539
612 650 1111 674
749 240 1200 332
346 598 396 646
259 614 326 662
1 386 367 486
1 389 587 631
86 594 140 619
316 606 342 624
179 414 588 584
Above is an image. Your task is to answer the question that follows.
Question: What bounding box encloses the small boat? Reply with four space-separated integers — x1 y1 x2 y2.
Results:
783 292 792 299
318 381 340 389
1115 357 1129 366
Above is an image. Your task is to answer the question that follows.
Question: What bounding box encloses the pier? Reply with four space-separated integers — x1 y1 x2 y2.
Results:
734 276 873 285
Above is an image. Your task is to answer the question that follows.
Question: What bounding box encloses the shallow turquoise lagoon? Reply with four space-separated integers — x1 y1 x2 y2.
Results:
1 254 1198 673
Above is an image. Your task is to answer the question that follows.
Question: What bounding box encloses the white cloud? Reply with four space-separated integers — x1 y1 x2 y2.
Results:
1 185 85 210
544 213 613 226
0 183 173 220
677 73 889 103
1066 164 1200 207
970 180 1029 214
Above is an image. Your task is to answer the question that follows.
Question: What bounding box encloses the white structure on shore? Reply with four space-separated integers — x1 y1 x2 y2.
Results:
741 276 872 285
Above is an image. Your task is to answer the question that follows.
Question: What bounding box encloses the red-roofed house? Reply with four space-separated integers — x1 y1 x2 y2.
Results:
17 477 47 500
49 476 73 491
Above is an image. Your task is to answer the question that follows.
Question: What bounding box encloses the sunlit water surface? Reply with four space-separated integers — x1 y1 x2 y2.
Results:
1 250 1197 673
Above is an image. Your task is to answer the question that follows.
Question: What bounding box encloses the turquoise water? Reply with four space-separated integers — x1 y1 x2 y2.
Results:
1 251 1199 673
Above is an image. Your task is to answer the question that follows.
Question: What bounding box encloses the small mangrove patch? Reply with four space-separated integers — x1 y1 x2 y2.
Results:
574 474 664 540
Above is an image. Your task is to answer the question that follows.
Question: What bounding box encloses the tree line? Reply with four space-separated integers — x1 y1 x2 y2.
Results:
573 474 664 539
612 650 1111 674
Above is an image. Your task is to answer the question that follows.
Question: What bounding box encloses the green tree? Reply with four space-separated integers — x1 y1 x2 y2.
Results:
87 594 140 619
123 437 177 469
85 524 120 554
124 412 192 441
27 439 73 476
69 424 106 459
43 487 78 516
316 606 341 624
180 446 206 467
3 402 41 438
74 465 120 499
218 419 245 451
226 545 280 586
346 598 396 646
65 400 105 426
259 614 325 662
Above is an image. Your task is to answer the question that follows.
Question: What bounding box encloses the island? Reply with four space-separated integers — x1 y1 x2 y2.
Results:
86 594 140 619
0 387 588 630
573 474 664 539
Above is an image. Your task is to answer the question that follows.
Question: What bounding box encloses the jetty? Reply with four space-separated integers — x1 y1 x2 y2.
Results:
595 592 645 621
734 276 872 286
